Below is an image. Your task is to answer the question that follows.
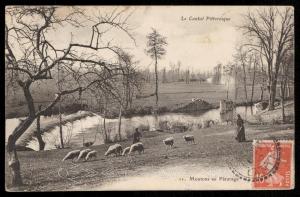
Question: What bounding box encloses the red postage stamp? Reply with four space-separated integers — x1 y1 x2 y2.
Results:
252 140 293 189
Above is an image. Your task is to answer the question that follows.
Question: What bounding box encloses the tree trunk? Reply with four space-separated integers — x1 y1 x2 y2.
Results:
103 113 107 143
7 117 35 186
154 53 159 129
250 61 257 104
226 79 229 100
102 98 108 143
287 83 290 98
260 86 264 102
58 103 64 149
280 79 287 123
118 105 122 141
36 105 45 151
281 96 285 123
242 63 248 103
268 80 277 110
234 69 238 102
129 89 134 109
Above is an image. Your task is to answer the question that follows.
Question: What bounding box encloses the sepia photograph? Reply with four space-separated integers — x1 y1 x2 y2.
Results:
5 5 294 191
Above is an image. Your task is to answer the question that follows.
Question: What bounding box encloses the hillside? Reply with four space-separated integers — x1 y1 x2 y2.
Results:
5 123 294 191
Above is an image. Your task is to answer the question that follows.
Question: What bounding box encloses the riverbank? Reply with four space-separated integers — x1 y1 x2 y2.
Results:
6 82 284 119
5 122 294 191
6 99 294 152
6 111 96 150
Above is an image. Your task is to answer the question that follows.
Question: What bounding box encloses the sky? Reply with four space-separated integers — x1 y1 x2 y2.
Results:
7 6 293 73
127 6 243 72
38 6 248 73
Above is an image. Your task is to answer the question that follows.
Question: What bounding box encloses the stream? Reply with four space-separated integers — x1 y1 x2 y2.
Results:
5 106 257 151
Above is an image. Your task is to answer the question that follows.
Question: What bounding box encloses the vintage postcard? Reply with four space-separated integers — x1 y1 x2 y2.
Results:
5 5 294 191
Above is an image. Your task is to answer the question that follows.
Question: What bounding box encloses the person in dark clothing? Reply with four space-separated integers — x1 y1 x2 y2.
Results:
133 128 142 144
235 114 246 142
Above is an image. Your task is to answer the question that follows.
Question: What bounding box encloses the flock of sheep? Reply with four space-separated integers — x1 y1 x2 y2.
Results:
62 134 195 162
62 149 97 162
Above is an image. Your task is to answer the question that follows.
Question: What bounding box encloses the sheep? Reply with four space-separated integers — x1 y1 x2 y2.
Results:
183 135 195 144
128 142 144 155
122 147 131 156
201 119 215 128
104 144 123 157
163 137 174 148
62 150 81 162
75 149 92 162
85 150 97 161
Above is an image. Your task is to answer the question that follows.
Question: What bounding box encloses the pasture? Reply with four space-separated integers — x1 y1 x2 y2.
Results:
5 122 294 191
6 81 288 118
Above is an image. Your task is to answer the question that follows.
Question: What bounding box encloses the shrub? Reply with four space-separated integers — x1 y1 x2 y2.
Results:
169 121 190 133
138 123 150 132
158 120 171 131
158 106 169 114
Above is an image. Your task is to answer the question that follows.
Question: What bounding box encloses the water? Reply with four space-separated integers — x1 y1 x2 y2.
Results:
5 106 256 151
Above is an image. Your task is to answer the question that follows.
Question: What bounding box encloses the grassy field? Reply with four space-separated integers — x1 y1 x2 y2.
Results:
6 81 291 118
5 100 295 191
5 122 294 191
135 82 271 109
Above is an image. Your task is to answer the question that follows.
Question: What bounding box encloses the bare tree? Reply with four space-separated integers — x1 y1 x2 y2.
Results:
145 28 167 129
223 64 235 100
279 52 294 123
162 67 167 83
258 47 267 102
5 6 135 186
185 69 190 84
250 54 258 104
239 7 294 110
177 61 181 82
236 48 249 103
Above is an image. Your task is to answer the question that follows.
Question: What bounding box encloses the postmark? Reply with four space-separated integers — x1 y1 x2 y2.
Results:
227 139 293 189
252 140 293 189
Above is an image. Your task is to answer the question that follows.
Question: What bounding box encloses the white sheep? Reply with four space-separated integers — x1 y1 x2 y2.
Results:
183 135 195 144
163 137 174 148
75 149 92 162
122 147 131 156
104 144 122 157
201 120 215 128
62 150 81 162
85 150 97 161
128 142 144 155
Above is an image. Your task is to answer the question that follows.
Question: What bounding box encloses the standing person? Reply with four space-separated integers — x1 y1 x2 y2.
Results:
235 114 246 142
133 128 142 144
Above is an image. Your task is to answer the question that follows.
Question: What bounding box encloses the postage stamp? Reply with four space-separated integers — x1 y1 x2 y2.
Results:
5 5 294 191
252 140 294 189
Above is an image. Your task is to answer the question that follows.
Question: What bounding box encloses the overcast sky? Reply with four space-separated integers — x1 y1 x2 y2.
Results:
7 6 293 73
42 6 249 72
127 6 243 72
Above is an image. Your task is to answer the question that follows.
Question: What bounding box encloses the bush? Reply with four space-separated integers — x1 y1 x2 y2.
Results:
271 118 281 125
138 123 150 132
169 121 190 133
158 120 171 131
158 106 169 114
113 134 119 142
